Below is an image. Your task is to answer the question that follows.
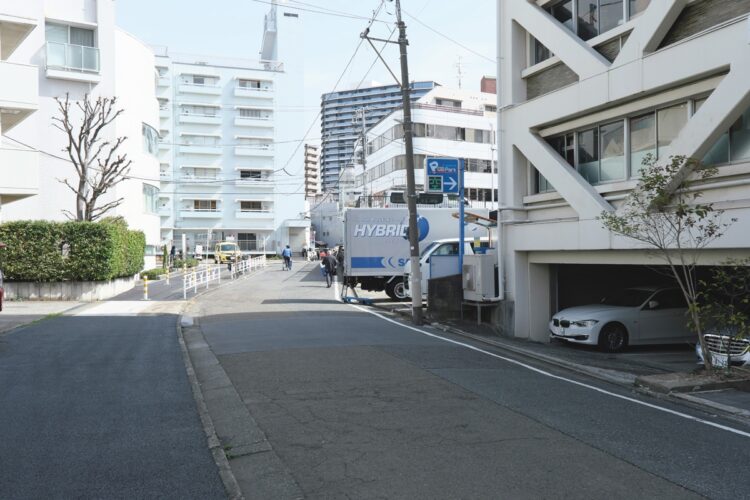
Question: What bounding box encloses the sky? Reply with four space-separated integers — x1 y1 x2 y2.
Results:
116 0 497 145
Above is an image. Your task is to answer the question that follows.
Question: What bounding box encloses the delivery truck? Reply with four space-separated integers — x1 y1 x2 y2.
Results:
343 207 488 301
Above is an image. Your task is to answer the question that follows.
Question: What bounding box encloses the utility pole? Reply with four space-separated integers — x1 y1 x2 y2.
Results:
360 0 423 325
395 0 423 325
354 107 371 207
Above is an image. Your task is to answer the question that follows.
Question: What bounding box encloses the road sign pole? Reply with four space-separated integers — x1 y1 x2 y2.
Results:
459 158 465 276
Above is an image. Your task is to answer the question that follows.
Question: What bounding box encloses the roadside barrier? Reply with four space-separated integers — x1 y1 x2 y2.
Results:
183 256 267 299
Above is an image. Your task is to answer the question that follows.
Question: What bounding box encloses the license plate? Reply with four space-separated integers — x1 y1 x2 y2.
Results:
712 353 729 368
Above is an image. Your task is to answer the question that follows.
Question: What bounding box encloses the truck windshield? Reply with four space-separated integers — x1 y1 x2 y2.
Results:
220 244 237 251
601 289 653 307
420 242 438 258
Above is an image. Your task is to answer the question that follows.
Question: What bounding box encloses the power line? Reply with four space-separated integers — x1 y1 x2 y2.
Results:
402 8 495 63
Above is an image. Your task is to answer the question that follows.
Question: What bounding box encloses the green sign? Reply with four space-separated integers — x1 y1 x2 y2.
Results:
427 175 443 193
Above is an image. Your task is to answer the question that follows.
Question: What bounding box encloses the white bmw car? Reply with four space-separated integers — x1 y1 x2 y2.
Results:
549 287 694 352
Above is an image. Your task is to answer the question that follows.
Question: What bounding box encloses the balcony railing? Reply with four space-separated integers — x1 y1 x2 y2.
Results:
46 42 99 73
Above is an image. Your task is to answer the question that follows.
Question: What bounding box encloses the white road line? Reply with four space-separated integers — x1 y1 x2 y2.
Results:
351 305 750 439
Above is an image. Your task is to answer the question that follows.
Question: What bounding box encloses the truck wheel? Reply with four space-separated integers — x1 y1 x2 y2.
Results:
386 279 408 302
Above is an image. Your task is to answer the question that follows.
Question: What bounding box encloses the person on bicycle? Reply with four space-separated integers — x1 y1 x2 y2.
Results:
281 245 292 271
322 254 337 287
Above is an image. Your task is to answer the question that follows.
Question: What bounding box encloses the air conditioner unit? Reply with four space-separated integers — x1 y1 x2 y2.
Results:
463 253 497 302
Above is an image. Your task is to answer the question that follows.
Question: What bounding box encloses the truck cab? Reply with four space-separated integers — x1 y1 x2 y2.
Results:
404 237 490 299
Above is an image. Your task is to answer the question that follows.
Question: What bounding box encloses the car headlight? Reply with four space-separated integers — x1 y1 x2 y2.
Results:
572 320 599 327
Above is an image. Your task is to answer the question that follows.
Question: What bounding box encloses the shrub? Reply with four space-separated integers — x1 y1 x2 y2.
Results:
0 220 145 282
172 258 199 269
140 268 165 280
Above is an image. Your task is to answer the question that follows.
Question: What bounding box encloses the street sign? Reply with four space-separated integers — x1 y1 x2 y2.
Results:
425 157 460 194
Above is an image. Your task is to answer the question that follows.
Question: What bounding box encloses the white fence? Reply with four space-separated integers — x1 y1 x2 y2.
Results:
183 255 267 299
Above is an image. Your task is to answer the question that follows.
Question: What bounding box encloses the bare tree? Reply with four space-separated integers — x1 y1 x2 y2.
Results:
53 93 131 221
599 155 737 370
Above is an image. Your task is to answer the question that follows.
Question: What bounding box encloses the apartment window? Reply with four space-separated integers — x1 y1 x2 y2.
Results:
45 22 98 72
237 137 270 148
599 120 626 182
240 169 263 179
551 0 575 31
186 75 217 86
694 98 729 166
238 79 261 89
240 201 262 212
534 166 555 194
533 37 552 65
193 200 217 211
656 103 687 157
183 135 219 146
485 105 497 112
549 133 575 166
158 98 168 110
435 98 461 108
142 184 159 214
142 123 159 157
181 105 218 117
238 233 257 251
629 113 656 176
577 128 600 183
729 108 750 163
239 108 262 118
187 167 218 179
628 0 650 17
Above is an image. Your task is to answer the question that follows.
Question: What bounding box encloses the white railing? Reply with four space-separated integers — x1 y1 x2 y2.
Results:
182 256 267 299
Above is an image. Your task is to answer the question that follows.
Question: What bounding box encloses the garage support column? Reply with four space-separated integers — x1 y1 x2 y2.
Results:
528 263 552 343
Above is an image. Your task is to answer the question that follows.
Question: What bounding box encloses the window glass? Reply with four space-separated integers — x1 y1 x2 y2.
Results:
239 108 262 118
657 102 687 157
577 0 599 40
600 120 625 181
599 0 624 33
577 128 599 184
240 201 262 211
630 113 656 176
551 1 575 31
70 27 94 47
729 108 750 162
533 37 551 65
142 184 159 214
652 289 687 309
45 23 68 43
694 98 730 166
142 123 159 157
432 243 459 256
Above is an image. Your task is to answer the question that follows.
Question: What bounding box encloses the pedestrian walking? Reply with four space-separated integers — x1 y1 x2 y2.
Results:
169 245 176 266
281 245 293 271
302 247 308 259
322 254 337 288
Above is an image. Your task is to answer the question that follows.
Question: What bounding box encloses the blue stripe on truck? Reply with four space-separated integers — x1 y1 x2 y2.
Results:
351 257 385 269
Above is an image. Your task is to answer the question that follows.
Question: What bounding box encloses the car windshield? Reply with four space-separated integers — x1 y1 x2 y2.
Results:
220 244 237 251
600 289 653 307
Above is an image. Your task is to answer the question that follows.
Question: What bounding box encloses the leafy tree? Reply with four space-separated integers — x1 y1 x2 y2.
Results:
698 259 750 373
599 155 736 370
53 93 131 221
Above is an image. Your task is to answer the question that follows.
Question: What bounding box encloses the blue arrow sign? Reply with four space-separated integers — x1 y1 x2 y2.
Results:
425 157 460 194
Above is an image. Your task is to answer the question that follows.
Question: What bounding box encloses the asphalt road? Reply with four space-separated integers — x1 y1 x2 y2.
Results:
0 306 225 499
193 262 750 499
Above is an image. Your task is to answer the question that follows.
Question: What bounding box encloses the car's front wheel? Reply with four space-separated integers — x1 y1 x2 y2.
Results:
598 323 628 353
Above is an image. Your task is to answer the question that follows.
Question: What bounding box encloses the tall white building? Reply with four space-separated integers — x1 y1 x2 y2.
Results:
0 0 161 267
497 0 750 341
358 87 498 207
155 2 307 255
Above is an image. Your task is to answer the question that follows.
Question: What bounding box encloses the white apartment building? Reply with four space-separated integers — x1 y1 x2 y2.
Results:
155 2 307 256
358 87 498 207
497 0 750 341
304 143 320 199
0 0 161 267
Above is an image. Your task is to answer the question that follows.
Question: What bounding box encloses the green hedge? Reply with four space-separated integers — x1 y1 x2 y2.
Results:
172 258 199 269
140 268 165 280
0 219 145 282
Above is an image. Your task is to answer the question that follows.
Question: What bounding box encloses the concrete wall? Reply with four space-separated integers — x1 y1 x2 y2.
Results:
5 275 136 301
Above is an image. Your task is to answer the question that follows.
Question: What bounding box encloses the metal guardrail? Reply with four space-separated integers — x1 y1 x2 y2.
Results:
182 256 267 299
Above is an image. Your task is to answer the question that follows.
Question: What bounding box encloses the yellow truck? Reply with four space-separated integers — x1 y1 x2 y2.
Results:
213 241 242 264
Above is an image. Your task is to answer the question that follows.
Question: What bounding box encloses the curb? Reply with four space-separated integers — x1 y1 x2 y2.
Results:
371 303 750 424
176 312 243 500
0 301 90 336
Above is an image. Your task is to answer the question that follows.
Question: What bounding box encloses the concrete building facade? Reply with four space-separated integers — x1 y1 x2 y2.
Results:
320 81 438 192
304 143 320 198
358 87 498 208
155 1 308 256
496 0 750 341
0 0 161 267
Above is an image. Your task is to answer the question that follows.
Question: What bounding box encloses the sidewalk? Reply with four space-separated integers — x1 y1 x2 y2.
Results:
0 301 84 334
367 297 750 422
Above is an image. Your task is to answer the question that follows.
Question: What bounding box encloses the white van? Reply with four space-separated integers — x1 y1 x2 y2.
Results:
403 237 491 299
